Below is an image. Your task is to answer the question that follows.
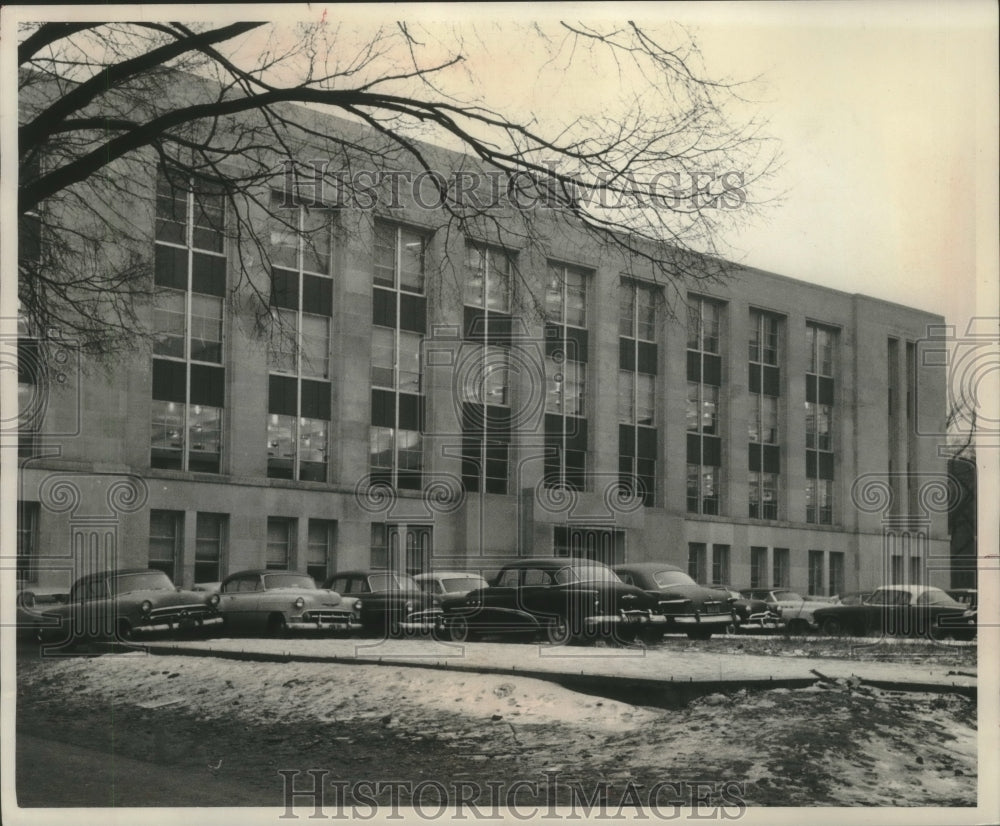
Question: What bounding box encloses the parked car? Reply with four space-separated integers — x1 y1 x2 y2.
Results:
832 590 873 606
216 570 360 636
440 557 666 644
812 585 976 640
615 563 736 639
35 568 222 644
705 586 774 631
414 571 489 599
738 588 818 633
322 570 439 636
16 587 69 643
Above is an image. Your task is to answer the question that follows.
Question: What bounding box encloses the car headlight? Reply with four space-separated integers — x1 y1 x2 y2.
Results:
140 600 153 616
404 600 414 614
293 597 305 609
208 594 220 607
353 599 362 612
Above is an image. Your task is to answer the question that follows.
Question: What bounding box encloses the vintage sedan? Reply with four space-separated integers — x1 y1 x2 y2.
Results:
812 585 976 640
216 570 360 635
322 569 439 636
739 588 819 634
35 568 222 644
440 558 666 644
616 563 737 639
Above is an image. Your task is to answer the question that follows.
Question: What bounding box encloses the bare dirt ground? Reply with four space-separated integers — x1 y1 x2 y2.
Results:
14 635 978 809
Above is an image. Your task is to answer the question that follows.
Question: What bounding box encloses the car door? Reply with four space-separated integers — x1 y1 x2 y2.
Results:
520 567 566 626
475 567 522 630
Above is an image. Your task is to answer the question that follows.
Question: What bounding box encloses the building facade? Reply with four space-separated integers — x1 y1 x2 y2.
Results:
15 116 952 596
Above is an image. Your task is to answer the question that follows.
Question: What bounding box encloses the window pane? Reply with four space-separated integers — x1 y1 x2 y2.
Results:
301 217 331 275
374 223 396 288
188 405 221 469
151 400 184 468
565 272 586 327
190 294 223 363
299 417 328 481
636 373 654 425
619 371 634 423
266 518 291 569
486 250 511 313
371 327 395 388
398 331 422 393
464 246 486 308
399 230 425 293
483 345 509 406
369 426 394 470
153 289 186 358
545 266 564 321
300 314 330 378
268 309 298 373
267 413 295 479
619 286 634 337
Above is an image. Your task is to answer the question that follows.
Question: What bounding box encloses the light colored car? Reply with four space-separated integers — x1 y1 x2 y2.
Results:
36 568 222 643
739 588 819 634
413 571 489 598
216 570 360 636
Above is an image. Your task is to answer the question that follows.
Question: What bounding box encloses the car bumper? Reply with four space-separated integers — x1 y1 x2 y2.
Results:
738 611 782 629
669 613 735 626
136 615 224 633
584 611 667 626
285 619 363 631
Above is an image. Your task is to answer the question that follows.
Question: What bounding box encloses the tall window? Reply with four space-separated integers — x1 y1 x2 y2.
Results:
370 222 427 490
307 519 336 582
686 297 724 514
267 517 295 570
618 279 658 506
711 544 731 586
148 510 182 580
151 167 226 472
195 512 226 583
808 550 824 596
687 542 707 582
748 310 781 519
267 189 333 482
544 263 589 490
772 547 790 588
461 244 513 494
828 551 845 597
750 546 767 589
16 501 39 585
17 315 40 460
806 323 836 524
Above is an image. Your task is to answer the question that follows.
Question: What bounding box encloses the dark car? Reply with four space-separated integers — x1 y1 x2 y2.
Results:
615 564 736 639
16 587 69 643
440 557 666 644
216 570 360 635
812 585 976 640
322 570 439 636
35 568 222 644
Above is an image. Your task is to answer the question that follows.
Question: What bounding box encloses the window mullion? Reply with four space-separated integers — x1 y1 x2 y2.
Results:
393 227 402 488
183 187 195 471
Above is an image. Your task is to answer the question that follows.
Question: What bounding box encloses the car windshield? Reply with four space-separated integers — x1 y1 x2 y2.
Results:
652 570 697 589
262 574 316 590
367 573 418 592
441 577 486 593
772 590 803 602
554 565 620 585
110 572 175 595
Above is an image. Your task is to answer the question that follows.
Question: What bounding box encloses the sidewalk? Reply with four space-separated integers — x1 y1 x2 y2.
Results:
146 637 977 700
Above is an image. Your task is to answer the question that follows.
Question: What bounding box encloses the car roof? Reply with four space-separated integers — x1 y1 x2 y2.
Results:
74 568 164 583
326 569 408 578
413 571 486 580
500 557 610 569
221 569 314 581
613 562 684 573
874 584 946 595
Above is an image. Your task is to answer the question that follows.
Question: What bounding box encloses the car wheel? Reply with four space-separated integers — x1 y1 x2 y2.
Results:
821 617 846 637
546 617 572 646
686 628 713 641
267 613 288 637
116 619 134 642
448 616 476 643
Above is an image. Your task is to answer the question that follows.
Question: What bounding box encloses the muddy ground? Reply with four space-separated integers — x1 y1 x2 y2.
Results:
14 635 978 809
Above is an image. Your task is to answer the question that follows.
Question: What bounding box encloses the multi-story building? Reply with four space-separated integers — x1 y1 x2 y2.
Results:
14 105 951 597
